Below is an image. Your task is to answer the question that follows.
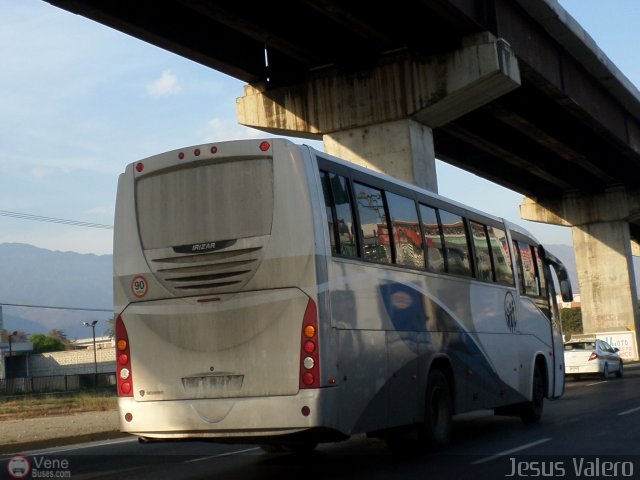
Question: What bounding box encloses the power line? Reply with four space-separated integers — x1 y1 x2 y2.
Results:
0 210 113 229
1 303 112 313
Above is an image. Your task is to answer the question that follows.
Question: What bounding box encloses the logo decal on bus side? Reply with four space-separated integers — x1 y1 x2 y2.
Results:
505 291 517 333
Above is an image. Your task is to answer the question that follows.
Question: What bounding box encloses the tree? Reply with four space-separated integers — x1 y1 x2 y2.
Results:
561 307 583 336
30 333 66 353
48 329 67 341
104 316 115 338
48 329 70 349
0 330 29 342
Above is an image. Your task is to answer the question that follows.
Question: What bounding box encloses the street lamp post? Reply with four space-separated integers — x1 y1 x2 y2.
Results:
83 321 98 387
8 330 18 357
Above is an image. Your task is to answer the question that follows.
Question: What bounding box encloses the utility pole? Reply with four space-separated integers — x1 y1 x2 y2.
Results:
83 321 98 387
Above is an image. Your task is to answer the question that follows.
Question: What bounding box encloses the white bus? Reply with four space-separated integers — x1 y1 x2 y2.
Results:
113 138 572 452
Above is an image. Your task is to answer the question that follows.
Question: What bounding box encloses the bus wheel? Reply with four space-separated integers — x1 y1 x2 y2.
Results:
520 364 544 424
422 369 453 450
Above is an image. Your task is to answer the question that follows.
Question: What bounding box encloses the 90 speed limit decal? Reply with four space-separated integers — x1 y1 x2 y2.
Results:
131 275 148 298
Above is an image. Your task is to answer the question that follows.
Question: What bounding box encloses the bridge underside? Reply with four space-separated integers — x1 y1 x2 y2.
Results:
44 0 640 334
45 0 640 233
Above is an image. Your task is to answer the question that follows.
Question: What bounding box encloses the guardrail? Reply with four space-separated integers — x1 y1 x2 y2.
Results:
0 373 116 395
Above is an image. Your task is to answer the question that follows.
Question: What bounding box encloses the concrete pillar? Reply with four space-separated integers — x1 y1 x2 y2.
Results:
236 32 520 190
520 188 640 335
572 221 638 332
323 119 437 191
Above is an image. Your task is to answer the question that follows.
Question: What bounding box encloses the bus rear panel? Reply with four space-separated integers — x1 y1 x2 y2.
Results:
114 139 338 442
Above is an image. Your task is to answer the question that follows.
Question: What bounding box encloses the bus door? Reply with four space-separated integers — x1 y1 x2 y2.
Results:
542 248 573 398
514 242 567 398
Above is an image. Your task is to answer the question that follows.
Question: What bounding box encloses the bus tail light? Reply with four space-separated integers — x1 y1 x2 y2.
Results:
299 299 320 389
116 315 134 397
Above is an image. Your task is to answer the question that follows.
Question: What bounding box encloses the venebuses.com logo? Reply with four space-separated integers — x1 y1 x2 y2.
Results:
7 455 71 478
6 456 30 479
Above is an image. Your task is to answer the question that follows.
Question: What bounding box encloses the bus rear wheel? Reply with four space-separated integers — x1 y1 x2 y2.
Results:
422 369 453 450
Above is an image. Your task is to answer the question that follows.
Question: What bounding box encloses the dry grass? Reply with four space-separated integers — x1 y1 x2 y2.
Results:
0 391 117 421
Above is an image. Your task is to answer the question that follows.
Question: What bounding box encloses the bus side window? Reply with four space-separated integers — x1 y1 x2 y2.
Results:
320 171 338 255
439 209 472 277
470 221 493 282
533 246 552 318
515 241 539 296
386 192 424 269
419 204 445 273
354 182 392 264
487 226 514 286
321 170 358 257
534 246 547 294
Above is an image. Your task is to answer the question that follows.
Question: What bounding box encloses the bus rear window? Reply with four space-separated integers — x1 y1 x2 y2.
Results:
136 158 273 250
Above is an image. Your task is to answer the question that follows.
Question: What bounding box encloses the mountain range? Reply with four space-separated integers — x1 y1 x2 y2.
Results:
0 242 637 339
0 243 112 340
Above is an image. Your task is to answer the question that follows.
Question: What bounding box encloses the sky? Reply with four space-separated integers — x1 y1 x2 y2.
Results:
1 0 639 255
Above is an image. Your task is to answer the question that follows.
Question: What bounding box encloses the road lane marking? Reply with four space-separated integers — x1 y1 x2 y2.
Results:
185 447 261 463
619 406 640 416
2 436 138 457
471 438 552 465
586 381 607 387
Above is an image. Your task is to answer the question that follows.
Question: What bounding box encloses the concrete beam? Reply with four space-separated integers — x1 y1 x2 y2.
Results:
520 187 640 226
236 32 520 136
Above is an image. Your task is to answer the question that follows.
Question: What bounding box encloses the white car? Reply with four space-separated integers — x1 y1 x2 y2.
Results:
564 339 623 379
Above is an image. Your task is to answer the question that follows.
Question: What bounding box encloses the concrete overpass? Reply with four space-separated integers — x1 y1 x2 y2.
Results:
44 0 640 336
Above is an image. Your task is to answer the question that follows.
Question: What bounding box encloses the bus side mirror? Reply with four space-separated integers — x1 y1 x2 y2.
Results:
541 247 573 303
559 279 573 303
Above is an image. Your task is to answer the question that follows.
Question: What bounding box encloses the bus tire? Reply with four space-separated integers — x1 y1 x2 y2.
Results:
520 364 544 424
422 369 453 450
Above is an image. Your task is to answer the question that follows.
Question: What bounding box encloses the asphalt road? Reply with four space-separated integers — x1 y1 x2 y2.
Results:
3 364 640 480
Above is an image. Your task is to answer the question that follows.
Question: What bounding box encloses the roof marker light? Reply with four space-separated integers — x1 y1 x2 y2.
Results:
178 152 185 160
259 141 271 152
136 163 144 172
194 148 201 156
210 146 218 154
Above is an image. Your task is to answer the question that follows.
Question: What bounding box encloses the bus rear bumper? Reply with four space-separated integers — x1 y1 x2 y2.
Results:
117 388 341 441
